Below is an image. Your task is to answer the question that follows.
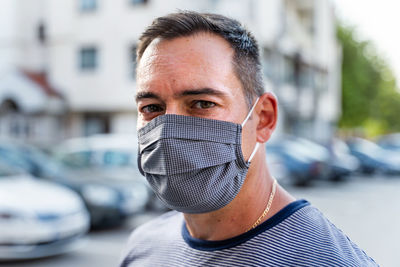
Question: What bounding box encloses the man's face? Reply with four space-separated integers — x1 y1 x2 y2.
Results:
135 32 257 158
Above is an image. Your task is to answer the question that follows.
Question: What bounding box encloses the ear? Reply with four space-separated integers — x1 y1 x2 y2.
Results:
255 92 278 143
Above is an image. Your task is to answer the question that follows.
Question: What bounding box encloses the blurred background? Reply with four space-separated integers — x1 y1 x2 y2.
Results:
0 0 399 266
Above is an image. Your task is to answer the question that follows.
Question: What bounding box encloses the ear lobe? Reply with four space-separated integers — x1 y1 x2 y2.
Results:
256 92 278 143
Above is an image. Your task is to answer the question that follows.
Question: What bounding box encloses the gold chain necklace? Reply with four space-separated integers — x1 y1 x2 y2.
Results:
249 179 278 230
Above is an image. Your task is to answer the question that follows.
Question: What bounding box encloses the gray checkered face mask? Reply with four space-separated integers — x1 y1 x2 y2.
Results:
137 98 260 213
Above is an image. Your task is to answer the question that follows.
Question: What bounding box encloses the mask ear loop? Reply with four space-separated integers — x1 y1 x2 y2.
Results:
248 142 260 162
241 97 260 127
241 97 260 163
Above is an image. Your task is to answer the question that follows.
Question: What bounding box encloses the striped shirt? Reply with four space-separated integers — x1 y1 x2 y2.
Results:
120 200 378 267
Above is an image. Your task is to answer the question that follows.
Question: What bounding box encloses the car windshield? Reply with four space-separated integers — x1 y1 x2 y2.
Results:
0 146 34 172
353 140 385 155
267 140 317 161
379 135 400 147
59 150 92 168
284 139 327 160
18 145 64 176
0 142 65 177
333 139 350 154
103 151 136 167
60 150 137 169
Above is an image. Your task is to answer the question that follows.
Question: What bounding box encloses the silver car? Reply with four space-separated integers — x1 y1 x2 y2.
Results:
0 163 90 261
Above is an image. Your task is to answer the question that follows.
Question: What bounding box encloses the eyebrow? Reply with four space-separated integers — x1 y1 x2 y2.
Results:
135 88 227 103
135 92 161 103
177 88 227 97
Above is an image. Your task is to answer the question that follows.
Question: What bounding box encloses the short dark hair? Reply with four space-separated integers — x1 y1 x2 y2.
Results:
137 11 264 107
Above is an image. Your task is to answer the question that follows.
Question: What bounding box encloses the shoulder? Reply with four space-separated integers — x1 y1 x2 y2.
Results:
258 202 378 266
120 211 183 264
127 210 183 246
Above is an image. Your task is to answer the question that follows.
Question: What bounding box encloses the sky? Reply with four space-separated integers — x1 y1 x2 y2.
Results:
332 0 400 84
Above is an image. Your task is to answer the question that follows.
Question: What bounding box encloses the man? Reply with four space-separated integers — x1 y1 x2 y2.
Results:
121 11 377 267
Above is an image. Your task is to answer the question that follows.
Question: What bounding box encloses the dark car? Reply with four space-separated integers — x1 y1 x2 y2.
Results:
347 137 400 174
266 137 331 186
0 137 151 229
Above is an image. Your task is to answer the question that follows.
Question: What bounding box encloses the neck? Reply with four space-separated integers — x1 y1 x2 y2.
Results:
183 154 295 241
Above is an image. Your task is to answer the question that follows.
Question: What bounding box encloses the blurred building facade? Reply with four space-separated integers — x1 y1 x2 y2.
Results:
0 0 341 146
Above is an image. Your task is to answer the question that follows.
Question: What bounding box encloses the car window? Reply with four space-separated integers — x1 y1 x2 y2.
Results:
333 139 350 154
60 151 93 168
267 141 313 159
0 147 35 173
295 139 328 157
354 140 381 154
17 145 64 177
284 141 317 159
59 150 138 168
381 138 400 147
103 151 135 167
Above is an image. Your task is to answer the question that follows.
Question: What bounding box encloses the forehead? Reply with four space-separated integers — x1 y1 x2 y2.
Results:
136 33 242 95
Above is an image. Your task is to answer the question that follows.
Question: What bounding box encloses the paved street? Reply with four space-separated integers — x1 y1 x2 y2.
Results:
2 175 399 267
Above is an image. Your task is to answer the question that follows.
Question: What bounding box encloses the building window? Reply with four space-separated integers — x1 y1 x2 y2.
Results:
314 71 327 92
129 44 137 79
131 0 148 6
80 0 97 12
6 113 29 139
84 114 110 136
262 48 273 79
37 22 46 44
283 56 295 85
299 66 314 89
79 47 98 70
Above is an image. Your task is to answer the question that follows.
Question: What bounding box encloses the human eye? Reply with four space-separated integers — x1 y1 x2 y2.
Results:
192 100 216 109
140 104 164 114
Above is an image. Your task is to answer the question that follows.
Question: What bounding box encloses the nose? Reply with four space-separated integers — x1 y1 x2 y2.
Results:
164 102 186 116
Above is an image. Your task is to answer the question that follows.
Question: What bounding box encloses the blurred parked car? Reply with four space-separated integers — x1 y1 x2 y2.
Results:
0 162 89 260
53 134 167 214
266 136 331 186
0 137 151 229
377 133 400 152
265 150 289 182
326 138 360 181
347 137 400 174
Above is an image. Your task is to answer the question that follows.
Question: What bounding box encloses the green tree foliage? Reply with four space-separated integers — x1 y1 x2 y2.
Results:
337 24 400 136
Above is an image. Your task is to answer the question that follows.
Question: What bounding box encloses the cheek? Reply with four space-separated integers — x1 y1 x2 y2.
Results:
136 115 147 129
